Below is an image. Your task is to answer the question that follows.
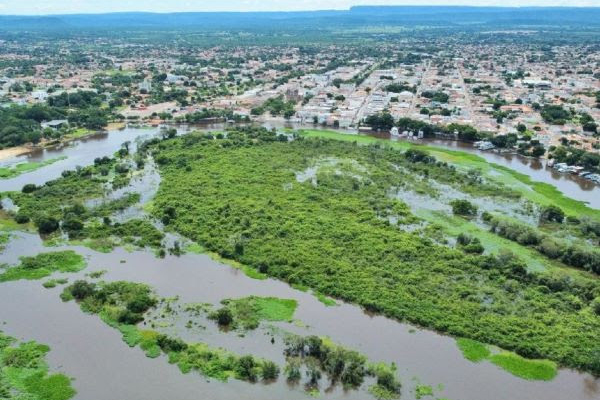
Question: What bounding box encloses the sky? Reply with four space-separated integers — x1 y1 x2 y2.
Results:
0 0 598 15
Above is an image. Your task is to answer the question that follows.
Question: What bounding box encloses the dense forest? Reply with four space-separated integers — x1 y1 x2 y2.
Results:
145 127 600 375
0 90 115 149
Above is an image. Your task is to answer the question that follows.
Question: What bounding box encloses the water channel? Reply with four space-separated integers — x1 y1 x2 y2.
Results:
0 124 598 400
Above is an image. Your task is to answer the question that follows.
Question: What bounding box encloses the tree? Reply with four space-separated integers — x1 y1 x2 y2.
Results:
36 216 59 234
22 184 37 193
70 280 96 300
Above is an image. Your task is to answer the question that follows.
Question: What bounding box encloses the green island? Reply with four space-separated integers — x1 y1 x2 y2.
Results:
0 157 67 179
142 127 600 375
0 331 76 400
60 280 401 398
209 296 298 330
0 251 86 282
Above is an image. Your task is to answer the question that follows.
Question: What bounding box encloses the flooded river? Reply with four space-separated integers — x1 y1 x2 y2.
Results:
1 124 599 400
1 232 598 400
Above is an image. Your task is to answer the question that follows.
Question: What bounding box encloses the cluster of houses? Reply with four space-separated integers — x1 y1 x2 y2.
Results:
550 161 600 184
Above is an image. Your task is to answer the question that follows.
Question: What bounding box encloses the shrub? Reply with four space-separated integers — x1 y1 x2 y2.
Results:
14 213 30 224
540 205 565 224
22 183 37 193
592 298 600 316
70 280 96 300
210 307 234 326
261 360 280 380
450 199 478 217
36 216 59 234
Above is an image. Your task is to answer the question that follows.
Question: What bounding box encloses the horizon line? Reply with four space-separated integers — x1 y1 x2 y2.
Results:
1 5 600 17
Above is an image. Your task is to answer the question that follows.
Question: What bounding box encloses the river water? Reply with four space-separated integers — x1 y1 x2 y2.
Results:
0 124 599 400
2 123 597 208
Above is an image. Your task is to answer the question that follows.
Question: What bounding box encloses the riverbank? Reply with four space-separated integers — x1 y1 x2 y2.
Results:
299 129 600 215
0 145 32 162
0 122 126 163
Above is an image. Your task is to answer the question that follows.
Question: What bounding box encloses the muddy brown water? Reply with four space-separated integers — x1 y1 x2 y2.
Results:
1 124 599 400
1 123 598 208
1 231 599 400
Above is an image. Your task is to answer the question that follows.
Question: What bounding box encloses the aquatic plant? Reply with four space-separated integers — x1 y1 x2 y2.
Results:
0 251 86 282
0 331 76 400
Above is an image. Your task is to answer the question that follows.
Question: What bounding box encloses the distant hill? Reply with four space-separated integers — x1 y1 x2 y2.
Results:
0 6 599 31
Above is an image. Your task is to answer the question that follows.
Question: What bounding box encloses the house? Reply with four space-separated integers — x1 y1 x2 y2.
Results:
41 120 69 129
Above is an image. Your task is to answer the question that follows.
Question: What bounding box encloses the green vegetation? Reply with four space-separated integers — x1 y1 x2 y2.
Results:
0 331 76 400
549 145 600 174
299 129 600 219
61 280 279 382
315 292 338 306
284 335 401 397
0 157 67 179
415 385 434 399
456 338 557 380
541 105 571 125
1 153 164 251
449 199 477 217
251 96 296 119
455 339 490 362
489 353 557 381
0 251 86 282
0 232 9 252
42 278 69 289
210 296 298 330
0 90 120 149
148 127 600 375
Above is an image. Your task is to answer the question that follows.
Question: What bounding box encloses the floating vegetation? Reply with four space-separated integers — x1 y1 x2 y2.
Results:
61 279 401 398
0 331 76 400
455 338 490 362
86 270 107 279
489 352 557 381
42 278 69 289
415 384 434 399
0 232 9 252
0 251 86 282
315 292 338 307
456 338 557 380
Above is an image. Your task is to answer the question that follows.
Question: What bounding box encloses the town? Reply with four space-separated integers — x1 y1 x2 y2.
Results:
1 31 599 182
